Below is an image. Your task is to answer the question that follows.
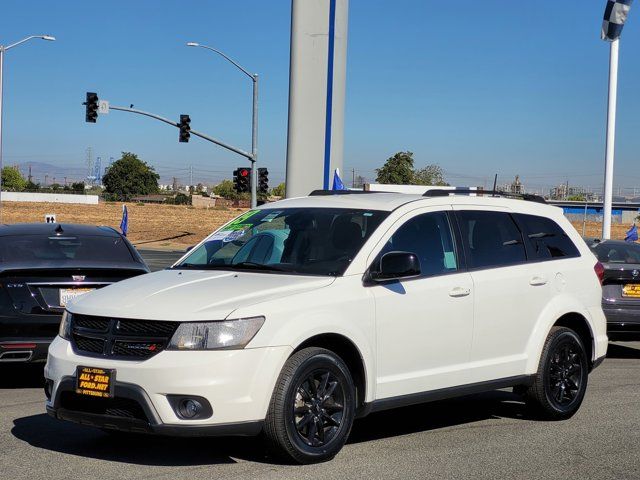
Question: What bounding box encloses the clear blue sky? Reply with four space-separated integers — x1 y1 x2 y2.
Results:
1 0 638 193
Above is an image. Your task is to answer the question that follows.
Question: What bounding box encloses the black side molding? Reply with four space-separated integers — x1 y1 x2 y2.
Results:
361 375 534 416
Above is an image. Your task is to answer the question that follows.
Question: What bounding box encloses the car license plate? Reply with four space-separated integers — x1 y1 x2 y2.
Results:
76 366 115 398
622 284 640 298
59 288 94 307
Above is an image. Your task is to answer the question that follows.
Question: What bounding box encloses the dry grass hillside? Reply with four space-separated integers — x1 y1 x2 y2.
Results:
2 202 247 249
0 201 633 250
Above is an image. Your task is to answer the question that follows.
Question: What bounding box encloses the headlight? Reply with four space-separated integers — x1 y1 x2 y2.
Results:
167 316 265 350
59 311 72 340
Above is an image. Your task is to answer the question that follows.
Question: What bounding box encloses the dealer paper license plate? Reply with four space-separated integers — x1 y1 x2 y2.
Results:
622 284 640 298
59 288 94 307
76 366 115 398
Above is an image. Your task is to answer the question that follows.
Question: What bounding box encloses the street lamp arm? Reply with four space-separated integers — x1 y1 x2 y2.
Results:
4 35 55 51
189 43 256 81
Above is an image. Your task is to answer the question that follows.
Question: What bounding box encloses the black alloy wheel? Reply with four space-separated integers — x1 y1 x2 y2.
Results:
264 347 356 464
546 341 584 407
293 369 346 447
525 326 589 419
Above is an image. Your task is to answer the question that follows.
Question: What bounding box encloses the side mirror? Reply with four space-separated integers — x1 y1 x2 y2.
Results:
370 251 421 282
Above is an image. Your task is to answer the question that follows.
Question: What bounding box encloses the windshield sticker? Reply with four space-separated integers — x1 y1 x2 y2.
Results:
363 212 373 217
226 210 259 230
208 230 234 241
222 230 245 243
261 211 282 223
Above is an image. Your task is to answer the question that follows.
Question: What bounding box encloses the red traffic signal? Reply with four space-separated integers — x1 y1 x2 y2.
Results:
233 168 251 193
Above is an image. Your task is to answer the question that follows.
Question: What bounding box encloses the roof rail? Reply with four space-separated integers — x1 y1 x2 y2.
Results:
308 189 393 196
423 189 547 204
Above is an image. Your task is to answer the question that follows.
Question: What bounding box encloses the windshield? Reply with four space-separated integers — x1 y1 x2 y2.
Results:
174 208 388 276
592 242 640 264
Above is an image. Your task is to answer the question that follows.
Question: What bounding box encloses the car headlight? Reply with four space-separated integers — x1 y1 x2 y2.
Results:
167 316 265 350
59 311 72 340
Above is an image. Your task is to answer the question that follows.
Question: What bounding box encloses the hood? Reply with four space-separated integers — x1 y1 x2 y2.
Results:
68 269 335 321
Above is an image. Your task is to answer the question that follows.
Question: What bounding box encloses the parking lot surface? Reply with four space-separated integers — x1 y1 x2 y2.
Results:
138 249 185 272
0 342 638 480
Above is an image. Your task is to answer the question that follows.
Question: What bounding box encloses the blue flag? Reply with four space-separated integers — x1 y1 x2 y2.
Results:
332 168 346 191
602 0 633 41
625 224 638 242
120 205 129 236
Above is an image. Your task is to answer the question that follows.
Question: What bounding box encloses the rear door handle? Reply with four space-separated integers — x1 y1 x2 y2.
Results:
529 275 547 286
449 286 471 297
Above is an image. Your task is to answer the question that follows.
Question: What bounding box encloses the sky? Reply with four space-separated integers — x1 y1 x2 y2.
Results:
0 0 639 194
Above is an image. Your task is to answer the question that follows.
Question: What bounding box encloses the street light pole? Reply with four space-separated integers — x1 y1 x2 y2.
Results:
0 35 55 223
186 42 259 208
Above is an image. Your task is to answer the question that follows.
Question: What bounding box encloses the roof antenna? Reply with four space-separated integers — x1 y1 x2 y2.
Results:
54 224 64 234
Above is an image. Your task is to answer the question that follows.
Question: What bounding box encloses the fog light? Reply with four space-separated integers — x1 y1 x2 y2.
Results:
167 394 213 420
178 399 202 419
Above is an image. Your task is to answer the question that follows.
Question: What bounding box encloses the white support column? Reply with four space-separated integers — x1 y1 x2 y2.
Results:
285 0 349 198
602 39 619 240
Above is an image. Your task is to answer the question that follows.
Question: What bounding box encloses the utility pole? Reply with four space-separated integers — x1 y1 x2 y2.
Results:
28 165 32 183
45 174 48 185
352 168 355 188
64 176 67 186
189 165 193 188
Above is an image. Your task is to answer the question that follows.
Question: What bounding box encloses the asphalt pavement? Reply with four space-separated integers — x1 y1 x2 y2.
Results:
138 249 186 272
0 342 639 480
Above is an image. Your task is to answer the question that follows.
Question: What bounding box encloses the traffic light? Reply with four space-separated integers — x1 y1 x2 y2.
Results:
179 114 191 143
233 167 251 193
258 167 269 194
85 92 98 123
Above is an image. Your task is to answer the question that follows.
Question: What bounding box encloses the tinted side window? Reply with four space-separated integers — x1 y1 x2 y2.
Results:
378 211 458 276
515 214 580 260
457 210 526 269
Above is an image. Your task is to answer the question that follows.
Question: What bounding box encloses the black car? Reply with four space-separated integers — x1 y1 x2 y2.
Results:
589 239 640 340
0 223 149 363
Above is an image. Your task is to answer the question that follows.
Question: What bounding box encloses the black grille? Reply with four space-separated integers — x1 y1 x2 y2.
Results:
59 391 147 421
70 314 179 360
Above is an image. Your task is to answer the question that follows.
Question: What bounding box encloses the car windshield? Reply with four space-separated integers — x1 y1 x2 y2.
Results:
0 235 135 264
592 242 640 264
174 208 388 276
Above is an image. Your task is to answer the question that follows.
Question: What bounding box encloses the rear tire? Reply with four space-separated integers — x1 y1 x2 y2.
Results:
525 326 589 420
264 347 356 464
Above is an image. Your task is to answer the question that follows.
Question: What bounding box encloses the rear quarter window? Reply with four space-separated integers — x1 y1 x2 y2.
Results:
514 214 580 260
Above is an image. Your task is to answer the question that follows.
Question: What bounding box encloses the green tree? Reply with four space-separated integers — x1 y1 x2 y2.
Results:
212 179 239 200
375 151 415 184
1 166 27 191
71 181 85 192
102 152 159 200
270 182 286 197
567 194 586 201
24 180 40 191
412 165 449 186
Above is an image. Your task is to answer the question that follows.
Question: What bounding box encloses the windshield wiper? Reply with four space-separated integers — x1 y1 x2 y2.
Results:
230 262 287 272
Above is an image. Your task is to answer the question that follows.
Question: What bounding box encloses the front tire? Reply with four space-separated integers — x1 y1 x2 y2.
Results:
264 347 356 464
525 326 589 420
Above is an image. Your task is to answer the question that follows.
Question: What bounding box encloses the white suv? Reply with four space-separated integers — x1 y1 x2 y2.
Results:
45 191 607 463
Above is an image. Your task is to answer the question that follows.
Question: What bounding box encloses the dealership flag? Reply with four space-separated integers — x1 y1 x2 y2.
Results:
625 224 638 242
332 168 347 191
120 205 128 236
602 0 634 41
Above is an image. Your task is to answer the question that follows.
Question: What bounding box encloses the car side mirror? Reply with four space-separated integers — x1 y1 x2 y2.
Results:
370 251 421 282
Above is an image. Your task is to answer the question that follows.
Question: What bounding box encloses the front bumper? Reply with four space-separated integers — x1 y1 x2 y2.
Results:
45 336 292 433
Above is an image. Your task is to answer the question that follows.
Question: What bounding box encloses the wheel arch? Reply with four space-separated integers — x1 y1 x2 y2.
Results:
553 312 595 369
293 333 368 415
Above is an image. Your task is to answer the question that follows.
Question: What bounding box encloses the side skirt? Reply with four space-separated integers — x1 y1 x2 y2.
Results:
359 375 534 417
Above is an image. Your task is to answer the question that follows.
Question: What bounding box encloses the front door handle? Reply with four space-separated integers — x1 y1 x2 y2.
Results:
529 275 547 286
449 286 471 297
